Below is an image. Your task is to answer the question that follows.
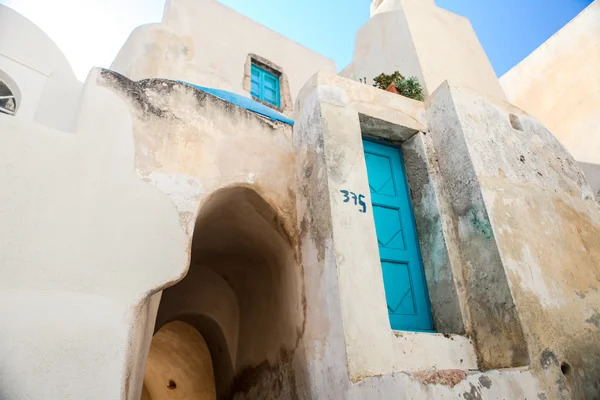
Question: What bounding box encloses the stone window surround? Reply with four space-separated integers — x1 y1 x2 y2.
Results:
242 53 293 115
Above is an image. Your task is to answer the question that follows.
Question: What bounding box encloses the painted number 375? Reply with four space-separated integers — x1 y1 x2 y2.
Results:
340 190 367 213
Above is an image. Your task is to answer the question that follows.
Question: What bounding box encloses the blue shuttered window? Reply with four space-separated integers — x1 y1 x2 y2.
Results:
250 64 281 108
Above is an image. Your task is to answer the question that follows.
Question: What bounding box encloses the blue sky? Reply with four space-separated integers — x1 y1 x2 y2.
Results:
220 0 593 76
2 0 594 79
436 0 594 75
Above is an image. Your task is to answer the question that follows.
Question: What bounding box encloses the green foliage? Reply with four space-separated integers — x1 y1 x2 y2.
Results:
373 71 404 90
372 71 425 101
395 76 425 101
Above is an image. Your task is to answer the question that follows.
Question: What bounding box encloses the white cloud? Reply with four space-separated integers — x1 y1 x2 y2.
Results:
4 0 165 80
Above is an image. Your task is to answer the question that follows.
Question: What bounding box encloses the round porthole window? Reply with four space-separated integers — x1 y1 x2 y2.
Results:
0 78 17 116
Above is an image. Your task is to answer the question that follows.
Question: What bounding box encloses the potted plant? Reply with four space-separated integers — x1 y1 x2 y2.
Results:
373 71 425 101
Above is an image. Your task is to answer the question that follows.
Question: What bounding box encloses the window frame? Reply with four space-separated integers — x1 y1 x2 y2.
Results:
250 63 281 108
0 78 17 116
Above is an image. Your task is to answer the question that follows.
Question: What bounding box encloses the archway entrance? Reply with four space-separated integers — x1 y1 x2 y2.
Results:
142 187 304 399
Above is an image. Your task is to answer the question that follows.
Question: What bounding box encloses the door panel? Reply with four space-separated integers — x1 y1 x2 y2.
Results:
363 139 433 331
381 261 416 315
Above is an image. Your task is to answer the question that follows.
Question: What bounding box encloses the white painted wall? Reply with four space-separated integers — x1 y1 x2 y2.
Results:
0 5 82 131
342 0 506 102
111 0 336 104
0 69 189 400
0 54 46 120
501 0 600 192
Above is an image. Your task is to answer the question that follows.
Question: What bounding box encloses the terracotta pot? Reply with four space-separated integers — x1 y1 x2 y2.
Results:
385 82 399 94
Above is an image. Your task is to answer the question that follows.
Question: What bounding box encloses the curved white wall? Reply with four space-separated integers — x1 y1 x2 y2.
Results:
0 5 82 131
0 69 191 400
501 1 600 166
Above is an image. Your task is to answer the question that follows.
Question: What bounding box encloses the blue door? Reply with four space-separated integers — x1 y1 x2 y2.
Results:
363 139 433 331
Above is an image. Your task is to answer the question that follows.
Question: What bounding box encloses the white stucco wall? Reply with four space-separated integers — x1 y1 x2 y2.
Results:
111 0 336 107
342 0 506 102
501 0 600 168
0 69 190 400
0 5 82 131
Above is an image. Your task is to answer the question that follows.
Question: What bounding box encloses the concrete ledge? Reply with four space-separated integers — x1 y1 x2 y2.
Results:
392 331 477 372
296 72 427 137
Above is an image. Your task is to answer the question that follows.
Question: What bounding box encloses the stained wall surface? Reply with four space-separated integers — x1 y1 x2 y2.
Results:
100 70 309 399
293 74 600 399
501 0 600 196
0 67 302 399
427 83 600 399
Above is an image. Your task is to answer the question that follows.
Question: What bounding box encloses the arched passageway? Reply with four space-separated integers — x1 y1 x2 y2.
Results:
142 321 216 400
143 187 304 399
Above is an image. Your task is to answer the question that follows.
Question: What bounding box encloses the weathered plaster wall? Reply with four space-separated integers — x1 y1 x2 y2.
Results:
296 72 428 135
296 73 420 382
350 369 544 399
501 1 600 167
341 0 506 102
427 82 600 399
579 161 600 202
98 71 308 399
99 71 298 238
402 132 467 335
110 0 336 112
427 84 530 372
293 73 600 399
293 77 353 400
0 5 82 131
0 65 304 399
294 73 480 397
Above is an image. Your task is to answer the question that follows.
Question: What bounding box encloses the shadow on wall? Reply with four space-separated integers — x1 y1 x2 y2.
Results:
146 186 307 399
